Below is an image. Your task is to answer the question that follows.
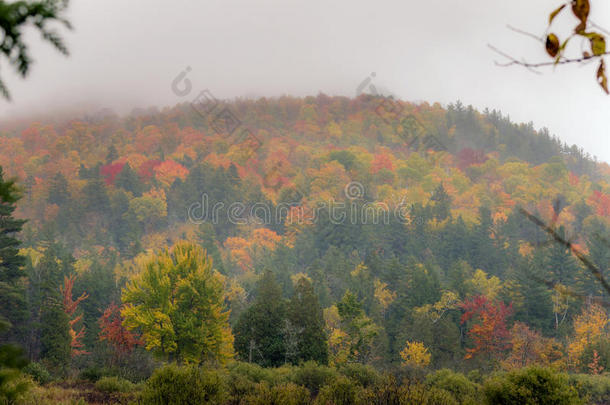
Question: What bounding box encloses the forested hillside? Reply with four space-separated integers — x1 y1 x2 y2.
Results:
1 95 610 403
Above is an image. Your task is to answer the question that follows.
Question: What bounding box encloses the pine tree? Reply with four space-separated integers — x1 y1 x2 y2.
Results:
430 183 452 221
234 271 286 367
288 277 328 364
115 163 144 197
196 223 225 274
584 220 610 296
105 145 119 163
26 244 72 367
47 172 69 206
39 297 71 372
0 167 27 343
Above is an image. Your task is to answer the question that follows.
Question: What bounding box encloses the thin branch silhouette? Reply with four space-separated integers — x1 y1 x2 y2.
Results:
519 207 610 296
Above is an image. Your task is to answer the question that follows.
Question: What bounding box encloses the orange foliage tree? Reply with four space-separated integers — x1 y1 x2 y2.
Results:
502 322 564 370
99 302 142 360
60 274 90 356
460 295 512 360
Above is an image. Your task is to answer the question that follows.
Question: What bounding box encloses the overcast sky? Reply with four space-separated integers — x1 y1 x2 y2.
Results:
0 0 608 162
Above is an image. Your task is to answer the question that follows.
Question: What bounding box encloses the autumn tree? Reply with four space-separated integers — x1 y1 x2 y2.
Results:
400 341 431 368
460 295 512 362
121 241 233 364
567 303 608 368
502 322 564 370
60 274 89 356
99 302 141 362
330 290 380 364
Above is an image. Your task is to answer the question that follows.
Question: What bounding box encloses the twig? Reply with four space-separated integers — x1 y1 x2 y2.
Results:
506 25 543 43
519 207 610 295
489 44 610 69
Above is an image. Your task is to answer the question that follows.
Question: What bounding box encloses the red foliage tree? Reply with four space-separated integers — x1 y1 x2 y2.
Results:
98 302 142 359
460 295 512 360
457 148 488 170
60 274 90 356
371 153 393 174
590 190 610 217
138 159 162 180
100 162 125 185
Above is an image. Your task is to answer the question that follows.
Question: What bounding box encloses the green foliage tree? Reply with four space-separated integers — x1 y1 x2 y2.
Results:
288 277 328 365
115 163 144 197
0 167 26 344
336 290 379 364
234 271 287 367
39 296 71 372
121 241 233 364
24 243 72 366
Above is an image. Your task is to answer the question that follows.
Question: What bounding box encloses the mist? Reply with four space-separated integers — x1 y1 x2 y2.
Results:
0 0 608 161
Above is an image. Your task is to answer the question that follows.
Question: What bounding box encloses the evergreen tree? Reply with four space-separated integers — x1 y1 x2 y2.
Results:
0 167 26 344
26 244 72 365
288 277 328 364
510 257 554 334
196 223 225 275
105 145 119 163
47 172 69 206
39 298 71 373
115 163 144 197
82 177 111 215
584 219 610 296
430 183 452 221
234 271 286 367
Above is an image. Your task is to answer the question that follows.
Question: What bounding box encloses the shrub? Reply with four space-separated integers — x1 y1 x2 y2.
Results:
426 369 480 404
292 361 337 395
95 376 135 393
23 362 52 385
569 373 610 405
315 376 362 405
140 364 227 405
79 367 111 382
226 362 297 401
338 363 380 388
483 367 582 405
242 382 310 405
227 361 276 384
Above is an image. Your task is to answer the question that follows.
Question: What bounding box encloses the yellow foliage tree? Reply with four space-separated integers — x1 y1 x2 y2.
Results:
466 269 502 300
567 304 608 368
122 241 234 364
400 341 431 368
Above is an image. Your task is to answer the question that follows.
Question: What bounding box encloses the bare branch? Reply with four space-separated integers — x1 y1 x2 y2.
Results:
489 44 609 69
518 207 610 296
506 25 543 43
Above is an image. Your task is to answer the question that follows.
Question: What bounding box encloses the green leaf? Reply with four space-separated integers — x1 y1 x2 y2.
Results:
549 4 566 24
546 34 560 58
589 34 606 56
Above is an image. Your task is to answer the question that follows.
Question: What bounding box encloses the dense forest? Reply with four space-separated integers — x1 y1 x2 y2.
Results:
1 94 610 404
